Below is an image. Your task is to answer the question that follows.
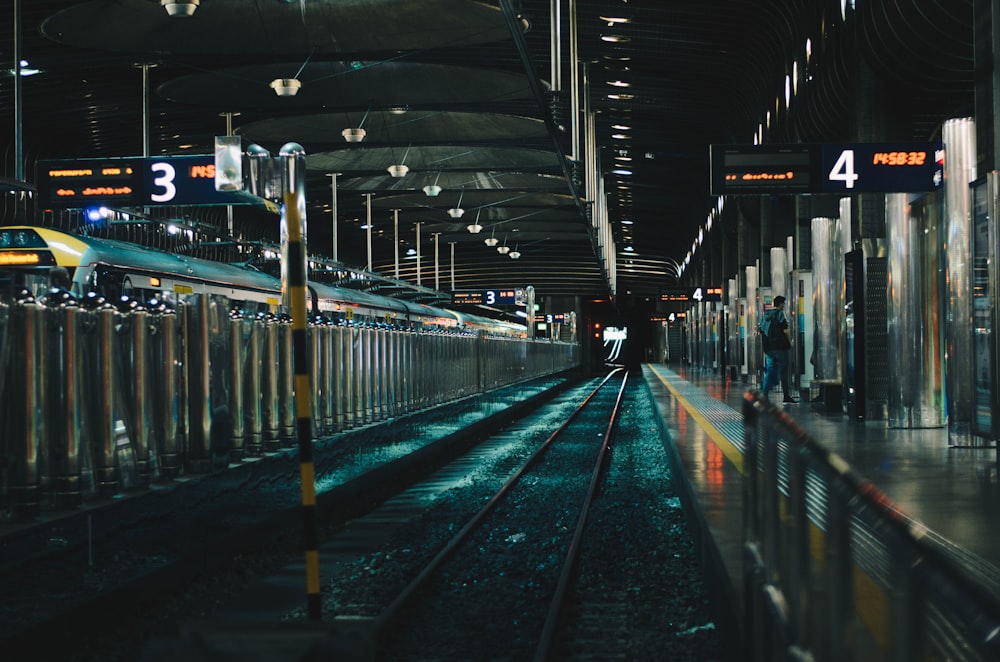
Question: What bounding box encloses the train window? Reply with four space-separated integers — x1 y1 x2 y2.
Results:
0 270 48 300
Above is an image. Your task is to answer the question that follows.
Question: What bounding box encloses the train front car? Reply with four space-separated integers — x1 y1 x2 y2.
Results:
0 226 92 299
0 225 283 311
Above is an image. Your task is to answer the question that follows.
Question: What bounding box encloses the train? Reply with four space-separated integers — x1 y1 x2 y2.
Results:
0 225 578 520
0 225 527 337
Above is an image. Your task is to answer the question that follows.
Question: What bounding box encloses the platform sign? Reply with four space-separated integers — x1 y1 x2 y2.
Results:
144 155 244 206
485 289 518 305
38 155 252 209
660 286 722 303
710 142 943 195
710 145 814 195
451 291 485 305
38 158 143 208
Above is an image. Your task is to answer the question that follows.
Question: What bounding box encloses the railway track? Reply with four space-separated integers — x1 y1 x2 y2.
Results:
1 370 721 660
367 368 629 660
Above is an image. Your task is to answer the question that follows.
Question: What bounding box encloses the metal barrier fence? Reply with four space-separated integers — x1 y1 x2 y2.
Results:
742 391 1000 661
0 292 579 521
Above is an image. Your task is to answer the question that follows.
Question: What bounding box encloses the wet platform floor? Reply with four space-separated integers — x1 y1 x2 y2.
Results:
641 362 1000 615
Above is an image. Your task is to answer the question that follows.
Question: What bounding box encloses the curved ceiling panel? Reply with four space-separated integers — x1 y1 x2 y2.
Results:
306 145 562 176
370 191 575 211
335 172 568 194
41 0 512 54
157 61 534 110
239 111 549 149
860 0 973 89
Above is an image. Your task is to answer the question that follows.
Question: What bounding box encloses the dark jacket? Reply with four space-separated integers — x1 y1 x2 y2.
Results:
760 308 791 352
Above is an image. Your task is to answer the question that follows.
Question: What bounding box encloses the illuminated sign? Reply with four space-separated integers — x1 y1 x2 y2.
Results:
144 155 242 206
603 327 628 342
660 287 723 302
0 251 52 266
710 145 813 195
452 291 485 305
39 159 142 207
39 156 252 209
710 142 943 195
485 289 518 305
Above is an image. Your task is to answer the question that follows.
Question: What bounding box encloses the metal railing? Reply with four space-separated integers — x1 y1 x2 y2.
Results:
0 292 579 521
742 390 1000 661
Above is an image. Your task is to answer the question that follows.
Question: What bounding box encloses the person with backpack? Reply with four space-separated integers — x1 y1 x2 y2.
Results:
759 295 797 404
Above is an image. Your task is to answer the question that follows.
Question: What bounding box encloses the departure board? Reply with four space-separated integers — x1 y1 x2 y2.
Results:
710 142 944 195
38 155 251 209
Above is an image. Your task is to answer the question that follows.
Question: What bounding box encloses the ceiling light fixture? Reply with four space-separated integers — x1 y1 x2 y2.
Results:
607 80 631 87
612 124 631 130
423 171 443 196
447 189 465 218
162 0 199 17
497 245 510 255
601 35 631 43
607 94 634 101
484 237 499 247
342 128 366 142
269 78 302 97
387 144 411 178
600 16 631 25
466 222 482 233
343 106 370 142
509 250 521 260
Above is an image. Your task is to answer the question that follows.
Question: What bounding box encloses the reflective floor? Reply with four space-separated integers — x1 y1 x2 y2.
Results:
641 362 1000 601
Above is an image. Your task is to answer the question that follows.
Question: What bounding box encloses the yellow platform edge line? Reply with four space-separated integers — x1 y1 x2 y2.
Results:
647 364 890 651
648 366 744 473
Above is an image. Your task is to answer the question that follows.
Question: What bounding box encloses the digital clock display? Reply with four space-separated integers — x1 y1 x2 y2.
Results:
871 151 927 166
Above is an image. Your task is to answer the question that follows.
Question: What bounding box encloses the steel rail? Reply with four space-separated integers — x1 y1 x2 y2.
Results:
534 369 630 661
370 367 626 638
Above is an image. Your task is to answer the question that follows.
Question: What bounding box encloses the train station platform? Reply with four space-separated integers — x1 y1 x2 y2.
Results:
641 363 1000 658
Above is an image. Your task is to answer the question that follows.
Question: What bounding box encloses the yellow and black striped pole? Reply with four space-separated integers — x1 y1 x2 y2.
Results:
281 146 322 620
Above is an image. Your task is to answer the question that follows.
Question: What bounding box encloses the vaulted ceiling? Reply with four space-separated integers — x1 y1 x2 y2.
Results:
0 0 976 304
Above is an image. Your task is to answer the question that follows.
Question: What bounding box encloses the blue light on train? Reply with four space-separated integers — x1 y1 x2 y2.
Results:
84 206 110 223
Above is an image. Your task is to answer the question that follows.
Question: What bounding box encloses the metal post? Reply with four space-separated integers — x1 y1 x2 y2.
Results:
141 63 151 158
415 222 422 286
279 142 322 620
14 0 23 181
433 232 440 292
224 112 235 236
393 209 400 279
550 0 562 93
328 173 339 262
568 0 579 161
449 241 456 292
526 285 535 340
365 193 373 272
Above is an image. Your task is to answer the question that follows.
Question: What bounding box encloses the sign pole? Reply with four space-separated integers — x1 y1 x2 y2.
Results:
279 142 322 621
